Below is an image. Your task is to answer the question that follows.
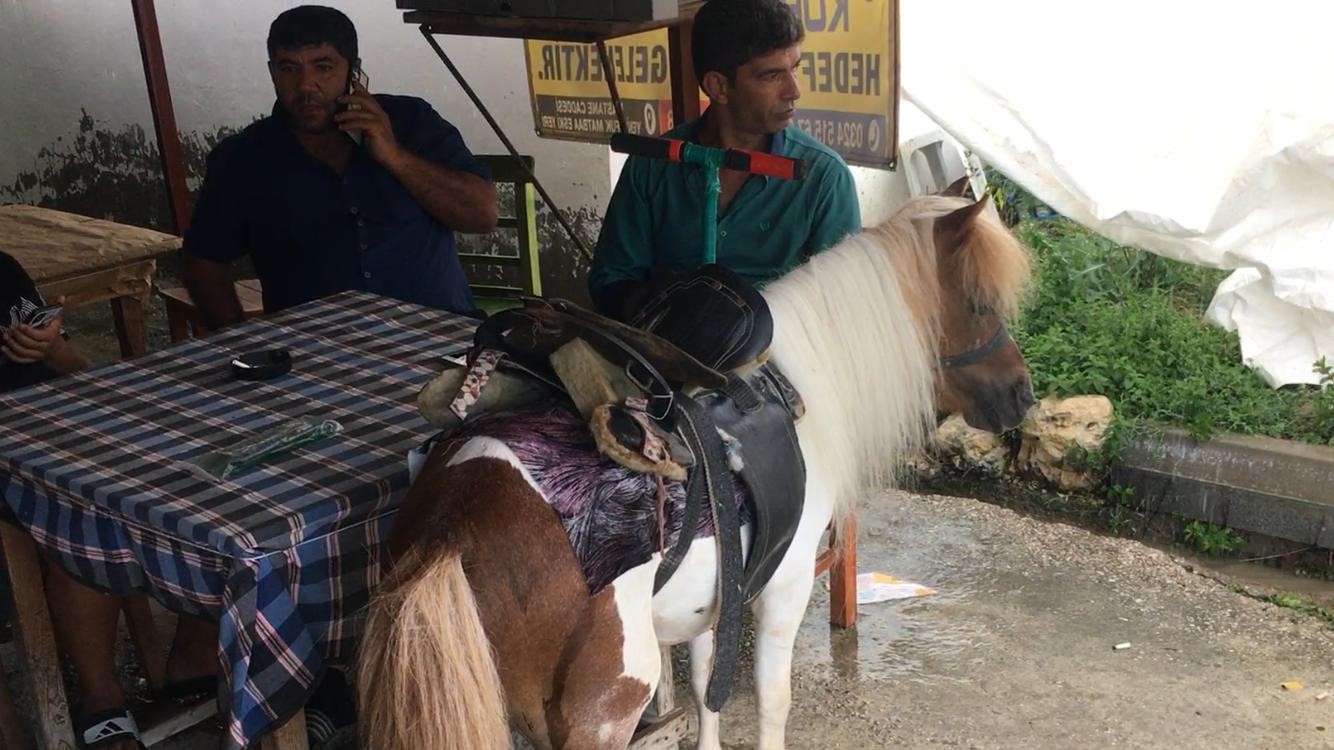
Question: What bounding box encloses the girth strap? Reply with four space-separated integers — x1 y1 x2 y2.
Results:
653 462 706 592
671 395 745 713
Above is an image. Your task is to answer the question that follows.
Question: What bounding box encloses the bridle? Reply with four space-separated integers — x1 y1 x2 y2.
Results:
940 324 1011 369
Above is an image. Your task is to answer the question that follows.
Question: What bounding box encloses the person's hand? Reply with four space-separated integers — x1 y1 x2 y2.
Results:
2 303 64 364
334 81 401 166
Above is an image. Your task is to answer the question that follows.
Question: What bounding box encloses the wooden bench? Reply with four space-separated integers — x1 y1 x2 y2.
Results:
158 279 265 341
817 518 858 629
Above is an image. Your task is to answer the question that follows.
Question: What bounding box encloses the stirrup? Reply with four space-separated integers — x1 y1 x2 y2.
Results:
589 404 693 481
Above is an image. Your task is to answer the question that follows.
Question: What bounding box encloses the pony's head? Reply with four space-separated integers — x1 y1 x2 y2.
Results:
853 179 1034 435
893 188 1035 433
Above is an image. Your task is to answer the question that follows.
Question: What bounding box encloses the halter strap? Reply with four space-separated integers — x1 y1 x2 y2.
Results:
941 324 1010 369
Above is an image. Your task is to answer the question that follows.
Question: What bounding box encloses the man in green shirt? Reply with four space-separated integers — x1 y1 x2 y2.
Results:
589 0 862 320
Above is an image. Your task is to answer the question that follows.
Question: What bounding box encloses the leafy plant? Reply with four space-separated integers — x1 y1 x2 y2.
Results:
1313 357 1334 445
1064 416 1138 475
1182 521 1245 556
991 169 1334 447
1103 483 1136 506
1101 504 1137 536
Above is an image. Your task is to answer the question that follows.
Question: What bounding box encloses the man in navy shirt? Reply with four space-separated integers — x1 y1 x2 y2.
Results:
183 4 498 327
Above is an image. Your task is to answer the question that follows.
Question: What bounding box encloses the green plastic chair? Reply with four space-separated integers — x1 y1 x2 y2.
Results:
463 155 542 315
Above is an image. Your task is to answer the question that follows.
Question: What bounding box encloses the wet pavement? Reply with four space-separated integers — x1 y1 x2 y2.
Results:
709 490 1334 749
6 489 1333 749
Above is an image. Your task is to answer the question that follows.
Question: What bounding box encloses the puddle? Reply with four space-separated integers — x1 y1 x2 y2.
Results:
1181 552 1334 607
795 505 1001 684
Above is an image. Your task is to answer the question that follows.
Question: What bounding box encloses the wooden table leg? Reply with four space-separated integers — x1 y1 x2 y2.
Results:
111 293 150 357
161 294 193 343
829 516 858 629
0 523 77 749
260 708 308 750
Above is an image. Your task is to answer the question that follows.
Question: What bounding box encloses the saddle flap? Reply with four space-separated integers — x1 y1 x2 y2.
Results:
696 368 807 603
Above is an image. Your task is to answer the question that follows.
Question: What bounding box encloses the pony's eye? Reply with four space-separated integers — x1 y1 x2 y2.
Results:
968 300 994 316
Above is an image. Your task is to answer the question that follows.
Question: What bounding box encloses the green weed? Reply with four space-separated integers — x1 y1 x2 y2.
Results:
1182 521 1245 556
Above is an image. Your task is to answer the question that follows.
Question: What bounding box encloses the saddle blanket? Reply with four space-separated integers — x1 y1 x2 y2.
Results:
410 404 752 594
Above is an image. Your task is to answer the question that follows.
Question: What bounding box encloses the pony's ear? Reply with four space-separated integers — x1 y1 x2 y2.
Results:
941 175 972 198
935 196 990 249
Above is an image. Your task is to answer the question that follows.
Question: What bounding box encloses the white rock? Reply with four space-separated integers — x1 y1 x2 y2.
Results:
1017 395 1115 491
935 413 1008 475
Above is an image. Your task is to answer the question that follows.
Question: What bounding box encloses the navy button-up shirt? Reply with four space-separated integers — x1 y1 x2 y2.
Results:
184 95 490 317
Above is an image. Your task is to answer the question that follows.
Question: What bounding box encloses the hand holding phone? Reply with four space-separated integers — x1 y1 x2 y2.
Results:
340 61 369 146
3 301 64 364
335 64 399 164
24 303 62 330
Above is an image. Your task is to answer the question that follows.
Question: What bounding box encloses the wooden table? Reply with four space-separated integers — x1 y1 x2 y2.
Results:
0 204 180 357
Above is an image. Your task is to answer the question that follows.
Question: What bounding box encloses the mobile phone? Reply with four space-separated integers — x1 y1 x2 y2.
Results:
25 303 62 329
341 60 368 145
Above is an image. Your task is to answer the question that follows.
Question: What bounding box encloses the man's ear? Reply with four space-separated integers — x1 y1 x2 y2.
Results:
700 70 730 105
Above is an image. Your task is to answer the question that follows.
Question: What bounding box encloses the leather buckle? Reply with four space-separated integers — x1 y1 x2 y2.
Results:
624 360 674 421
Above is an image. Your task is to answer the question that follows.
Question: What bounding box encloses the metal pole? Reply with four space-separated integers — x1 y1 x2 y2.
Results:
130 0 190 235
418 26 594 261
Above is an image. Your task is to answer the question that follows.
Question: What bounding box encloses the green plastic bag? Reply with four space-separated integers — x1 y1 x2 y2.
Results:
191 417 343 481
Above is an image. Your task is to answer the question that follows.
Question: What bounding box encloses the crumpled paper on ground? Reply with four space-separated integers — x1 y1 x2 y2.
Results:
856 572 936 605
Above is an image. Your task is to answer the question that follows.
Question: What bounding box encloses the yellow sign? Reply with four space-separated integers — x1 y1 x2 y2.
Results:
523 30 679 141
523 0 898 168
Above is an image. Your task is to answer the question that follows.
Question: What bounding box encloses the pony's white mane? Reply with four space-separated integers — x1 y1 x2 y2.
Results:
762 195 1022 524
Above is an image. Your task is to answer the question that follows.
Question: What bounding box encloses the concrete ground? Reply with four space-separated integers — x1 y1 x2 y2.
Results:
6 488 1332 749
710 490 1334 749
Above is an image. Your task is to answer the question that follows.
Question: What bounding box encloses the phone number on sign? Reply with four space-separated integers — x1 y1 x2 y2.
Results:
796 117 867 151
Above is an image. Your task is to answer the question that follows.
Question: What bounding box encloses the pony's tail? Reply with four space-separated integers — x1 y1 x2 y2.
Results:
357 545 507 750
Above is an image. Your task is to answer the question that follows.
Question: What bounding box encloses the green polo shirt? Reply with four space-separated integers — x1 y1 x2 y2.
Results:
589 118 861 305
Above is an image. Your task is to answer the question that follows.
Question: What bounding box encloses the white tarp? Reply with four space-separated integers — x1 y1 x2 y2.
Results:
900 0 1334 387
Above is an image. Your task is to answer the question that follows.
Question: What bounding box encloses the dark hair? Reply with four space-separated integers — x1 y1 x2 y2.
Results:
267 5 358 64
691 0 803 83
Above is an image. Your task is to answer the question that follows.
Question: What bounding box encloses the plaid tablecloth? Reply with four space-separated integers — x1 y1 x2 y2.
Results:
0 291 473 749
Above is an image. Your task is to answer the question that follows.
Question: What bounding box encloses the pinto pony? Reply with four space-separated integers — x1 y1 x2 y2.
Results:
356 193 1033 750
